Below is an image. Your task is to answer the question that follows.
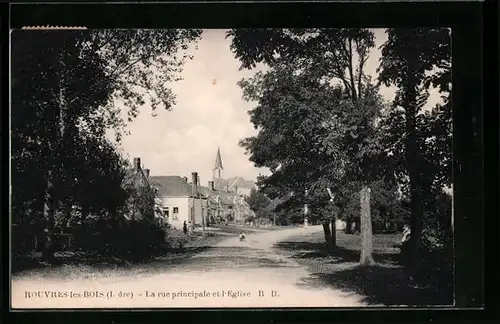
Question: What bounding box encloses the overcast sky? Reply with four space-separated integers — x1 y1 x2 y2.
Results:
110 29 441 186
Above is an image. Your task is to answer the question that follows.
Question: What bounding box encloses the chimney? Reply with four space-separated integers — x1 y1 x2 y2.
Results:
133 157 141 171
208 181 215 191
235 186 238 194
191 172 198 195
144 169 150 178
183 176 188 182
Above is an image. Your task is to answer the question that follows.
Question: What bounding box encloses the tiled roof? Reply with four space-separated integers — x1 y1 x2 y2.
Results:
199 186 214 197
213 177 255 192
216 190 234 206
199 185 234 206
150 176 193 197
214 178 229 190
123 168 149 189
228 176 255 190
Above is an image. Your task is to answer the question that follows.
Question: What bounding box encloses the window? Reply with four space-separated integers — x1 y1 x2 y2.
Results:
172 207 179 220
163 207 169 218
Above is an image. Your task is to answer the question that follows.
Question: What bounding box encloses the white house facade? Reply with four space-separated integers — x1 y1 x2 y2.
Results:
150 175 205 230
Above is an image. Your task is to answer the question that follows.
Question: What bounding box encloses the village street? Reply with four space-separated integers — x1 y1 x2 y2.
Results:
12 225 368 309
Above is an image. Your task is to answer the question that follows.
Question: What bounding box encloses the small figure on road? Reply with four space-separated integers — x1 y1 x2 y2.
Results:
183 221 188 235
239 232 246 242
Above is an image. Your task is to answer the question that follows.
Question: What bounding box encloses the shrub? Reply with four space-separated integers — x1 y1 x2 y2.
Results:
399 191 453 291
112 220 167 261
73 218 167 261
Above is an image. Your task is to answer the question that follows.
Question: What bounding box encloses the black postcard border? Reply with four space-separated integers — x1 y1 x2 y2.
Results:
3 1 494 323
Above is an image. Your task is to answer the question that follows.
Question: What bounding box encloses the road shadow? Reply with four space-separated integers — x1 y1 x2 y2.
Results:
182 245 294 271
11 245 212 278
298 265 453 306
184 255 292 271
276 240 453 306
275 241 399 265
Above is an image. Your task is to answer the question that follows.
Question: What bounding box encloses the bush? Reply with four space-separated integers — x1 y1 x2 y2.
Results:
70 218 168 261
399 220 453 290
166 229 189 249
109 220 167 261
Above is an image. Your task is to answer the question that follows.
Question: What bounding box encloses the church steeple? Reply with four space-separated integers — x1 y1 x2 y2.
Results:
213 147 224 180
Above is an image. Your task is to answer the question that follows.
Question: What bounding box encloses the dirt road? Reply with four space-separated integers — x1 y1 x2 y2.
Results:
12 225 366 308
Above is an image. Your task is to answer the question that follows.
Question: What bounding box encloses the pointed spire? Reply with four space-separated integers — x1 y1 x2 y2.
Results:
214 147 223 170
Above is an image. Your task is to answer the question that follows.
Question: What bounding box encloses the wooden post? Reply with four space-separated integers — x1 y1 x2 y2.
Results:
304 189 309 229
359 185 374 265
327 188 336 247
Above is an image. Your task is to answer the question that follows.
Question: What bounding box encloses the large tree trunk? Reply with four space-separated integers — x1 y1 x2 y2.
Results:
322 222 332 247
330 214 337 248
404 75 423 274
359 185 374 265
42 169 56 262
406 122 423 273
345 216 353 234
42 46 67 262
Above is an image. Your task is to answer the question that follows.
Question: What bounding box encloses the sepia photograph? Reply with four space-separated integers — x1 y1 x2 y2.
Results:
10 28 453 309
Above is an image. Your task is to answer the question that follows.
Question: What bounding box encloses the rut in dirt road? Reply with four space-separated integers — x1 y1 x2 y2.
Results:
12 226 368 308
187 226 318 272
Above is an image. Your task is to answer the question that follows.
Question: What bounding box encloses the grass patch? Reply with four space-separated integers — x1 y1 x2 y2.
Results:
276 231 453 306
207 224 289 235
11 227 233 280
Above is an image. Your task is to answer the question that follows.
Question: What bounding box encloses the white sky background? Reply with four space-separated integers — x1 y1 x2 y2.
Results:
109 29 442 185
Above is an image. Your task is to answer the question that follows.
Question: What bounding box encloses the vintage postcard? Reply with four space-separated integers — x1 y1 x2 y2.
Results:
10 28 453 309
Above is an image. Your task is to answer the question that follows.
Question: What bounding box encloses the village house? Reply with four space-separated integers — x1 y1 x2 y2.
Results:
212 147 256 197
122 157 157 223
232 192 256 223
199 180 253 224
210 147 256 223
147 148 256 228
149 172 206 230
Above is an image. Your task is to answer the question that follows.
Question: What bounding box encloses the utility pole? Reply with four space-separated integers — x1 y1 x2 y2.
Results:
191 172 197 232
201 197 206 237
198 174 206 237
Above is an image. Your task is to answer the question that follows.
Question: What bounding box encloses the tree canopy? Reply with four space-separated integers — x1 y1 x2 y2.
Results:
11 30 202 256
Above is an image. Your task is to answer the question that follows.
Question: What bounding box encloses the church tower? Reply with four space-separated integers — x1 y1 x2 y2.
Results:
213 147 224 181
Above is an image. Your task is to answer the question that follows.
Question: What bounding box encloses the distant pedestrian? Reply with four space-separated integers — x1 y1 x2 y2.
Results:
188 221 193 235
183 221 188 235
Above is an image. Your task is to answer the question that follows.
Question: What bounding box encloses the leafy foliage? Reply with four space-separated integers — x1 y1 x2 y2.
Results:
11 29 201 260
378 28 452 277
231 29 386 259
231 27 452 268
245 188 273 222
